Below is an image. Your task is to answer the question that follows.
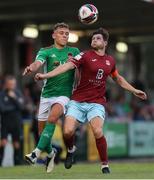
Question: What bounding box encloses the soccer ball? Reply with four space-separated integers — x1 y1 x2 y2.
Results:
78 4 98 25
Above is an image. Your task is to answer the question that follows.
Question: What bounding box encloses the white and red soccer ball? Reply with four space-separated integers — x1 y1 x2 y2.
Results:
78 4 99 25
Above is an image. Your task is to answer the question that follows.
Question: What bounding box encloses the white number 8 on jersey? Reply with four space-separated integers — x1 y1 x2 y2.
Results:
96 69 104 79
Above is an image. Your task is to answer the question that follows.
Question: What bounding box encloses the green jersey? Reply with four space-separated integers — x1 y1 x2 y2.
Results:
35 45 80 98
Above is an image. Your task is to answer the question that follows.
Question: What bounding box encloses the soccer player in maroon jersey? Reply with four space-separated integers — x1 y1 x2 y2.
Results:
34 28 147 174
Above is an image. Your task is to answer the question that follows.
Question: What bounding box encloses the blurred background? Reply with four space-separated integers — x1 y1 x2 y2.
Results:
0 0 154 166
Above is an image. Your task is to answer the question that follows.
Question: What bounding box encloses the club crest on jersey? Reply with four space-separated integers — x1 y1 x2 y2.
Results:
68 53 73 57
106 60 110 66
53 61 60 66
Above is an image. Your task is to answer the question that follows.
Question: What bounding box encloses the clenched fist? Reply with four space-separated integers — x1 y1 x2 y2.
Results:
34 73 46 81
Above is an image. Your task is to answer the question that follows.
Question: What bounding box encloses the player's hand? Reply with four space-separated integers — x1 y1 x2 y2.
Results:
22 66 33 76
133 89 147 100
34 73 46 81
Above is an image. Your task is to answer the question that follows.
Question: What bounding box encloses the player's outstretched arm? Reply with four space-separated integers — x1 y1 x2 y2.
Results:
113 73 147 100
22 61 42 76
35 61 75 81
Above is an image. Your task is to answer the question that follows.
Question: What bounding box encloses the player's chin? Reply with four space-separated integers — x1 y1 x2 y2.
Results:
62 39 68 44
60 42 67 46
92 46 99 50
91 44 99 49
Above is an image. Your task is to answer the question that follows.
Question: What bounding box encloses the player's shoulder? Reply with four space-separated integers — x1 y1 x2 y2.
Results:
105 54 116 62
81 49 94 56
67 46 80 51
40 45 54 51
74 50 91 58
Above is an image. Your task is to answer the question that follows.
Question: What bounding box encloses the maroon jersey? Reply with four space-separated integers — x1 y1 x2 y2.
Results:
70 50 117 105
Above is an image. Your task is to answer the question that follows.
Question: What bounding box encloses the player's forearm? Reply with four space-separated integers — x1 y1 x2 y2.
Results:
45 62 75 79
29 61 42 72
116 75 136 93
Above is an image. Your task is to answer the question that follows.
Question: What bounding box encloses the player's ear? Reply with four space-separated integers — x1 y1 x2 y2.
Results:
52 32 55 39
104 41 108 47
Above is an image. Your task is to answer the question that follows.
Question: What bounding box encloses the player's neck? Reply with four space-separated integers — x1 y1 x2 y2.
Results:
94 49 105 56
54 43 66 49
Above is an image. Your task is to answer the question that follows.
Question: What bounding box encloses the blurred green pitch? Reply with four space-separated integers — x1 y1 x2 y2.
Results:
0 162 154 179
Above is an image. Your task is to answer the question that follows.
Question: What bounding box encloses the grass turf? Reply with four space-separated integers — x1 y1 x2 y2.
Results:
0 161 154 179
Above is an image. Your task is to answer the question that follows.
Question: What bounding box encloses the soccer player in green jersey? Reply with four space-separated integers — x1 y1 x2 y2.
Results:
23 22 80 173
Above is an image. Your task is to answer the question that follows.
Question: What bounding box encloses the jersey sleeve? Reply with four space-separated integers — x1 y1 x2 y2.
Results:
35 48 48 64
69 52 85 68
74 48 80 56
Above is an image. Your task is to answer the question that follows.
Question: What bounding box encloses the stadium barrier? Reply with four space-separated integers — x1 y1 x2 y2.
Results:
128 122 154 156
87 121 154 161
22 121 154 162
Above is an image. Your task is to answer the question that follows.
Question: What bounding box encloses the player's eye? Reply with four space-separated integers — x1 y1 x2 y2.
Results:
65 32 69 36
59 31 63 35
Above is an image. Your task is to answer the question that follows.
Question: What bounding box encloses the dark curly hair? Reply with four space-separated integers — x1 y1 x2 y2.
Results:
92 28 109 41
